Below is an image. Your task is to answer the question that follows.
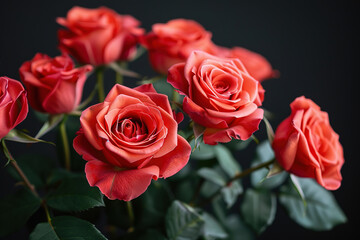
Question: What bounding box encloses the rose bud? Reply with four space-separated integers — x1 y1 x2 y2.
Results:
19 53 92 114
272 96 344 190
73 84 191 201
140 18 214 74
0 77 28 139
57 6 144 66
168 51 264 145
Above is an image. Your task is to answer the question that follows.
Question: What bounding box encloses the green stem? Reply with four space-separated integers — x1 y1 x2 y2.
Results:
2 141 38 197
198 158 275 206
126 201 135 232
115 71 123 85
59 115 71 171
230 158 275 181
42 201 52 224
96 68 105 102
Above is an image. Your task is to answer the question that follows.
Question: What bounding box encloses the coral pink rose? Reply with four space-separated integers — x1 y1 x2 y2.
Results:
168 51 264 145
19 53 92 114
272 96 344 190
140 19 214 74
57 6 144 66
212 45 277 82
0 77 28 139
73 84 191 201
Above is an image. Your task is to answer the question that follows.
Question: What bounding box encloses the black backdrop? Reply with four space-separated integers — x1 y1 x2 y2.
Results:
0 0 358 239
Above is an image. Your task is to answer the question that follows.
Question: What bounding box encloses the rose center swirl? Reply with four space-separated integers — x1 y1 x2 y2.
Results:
113 117 148 142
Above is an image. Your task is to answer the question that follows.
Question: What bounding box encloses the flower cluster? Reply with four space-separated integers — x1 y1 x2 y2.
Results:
0 6 346 240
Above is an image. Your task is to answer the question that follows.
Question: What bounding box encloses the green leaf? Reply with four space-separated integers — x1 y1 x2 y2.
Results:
279 177 347 230
251 141 287 189
221 180 243 208
214 144 241 177
224 214 255 240
289 174 306 207
202 212 228 240
152 76 174 98
46 176 104 212
190 140 216 160
165 200 204 240
200 181 221 198
240 188 277 234
29 222 60 240
4 129 54 145
35 114 64 139
198 168 226 186
0 188 42 237
255 140 274 162
30 216 107 240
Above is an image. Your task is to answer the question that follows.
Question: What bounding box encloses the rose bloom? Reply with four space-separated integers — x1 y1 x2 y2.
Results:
19 53 92 114
168 51 264 145
57 6 144 66
140 18 214 74
0 77 28 139
212 45 277 82
73 84 191 201
272 96 344 190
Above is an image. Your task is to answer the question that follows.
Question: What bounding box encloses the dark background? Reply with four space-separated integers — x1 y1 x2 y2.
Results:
0 0 358 239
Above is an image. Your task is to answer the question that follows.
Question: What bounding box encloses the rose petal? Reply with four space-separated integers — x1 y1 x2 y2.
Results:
85 160 159 201
182 97 228 129
148 135 191 178
103 34 125 64
167 63 189 95
80 102 108 150
203 108 263 145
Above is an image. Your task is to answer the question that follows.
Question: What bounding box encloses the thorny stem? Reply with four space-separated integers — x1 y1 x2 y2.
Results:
1 140 52 224
10 156 38 198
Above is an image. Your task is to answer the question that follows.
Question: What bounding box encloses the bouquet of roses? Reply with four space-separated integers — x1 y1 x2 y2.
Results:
0 6 346 240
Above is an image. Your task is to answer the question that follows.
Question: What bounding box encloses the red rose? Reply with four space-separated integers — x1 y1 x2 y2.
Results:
140 19 214 74
57 6 144 66
73 84 191 201
272 96 344 190
168 51 264 145
0 77 28 139
212 45 277 82
19 53 92 114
